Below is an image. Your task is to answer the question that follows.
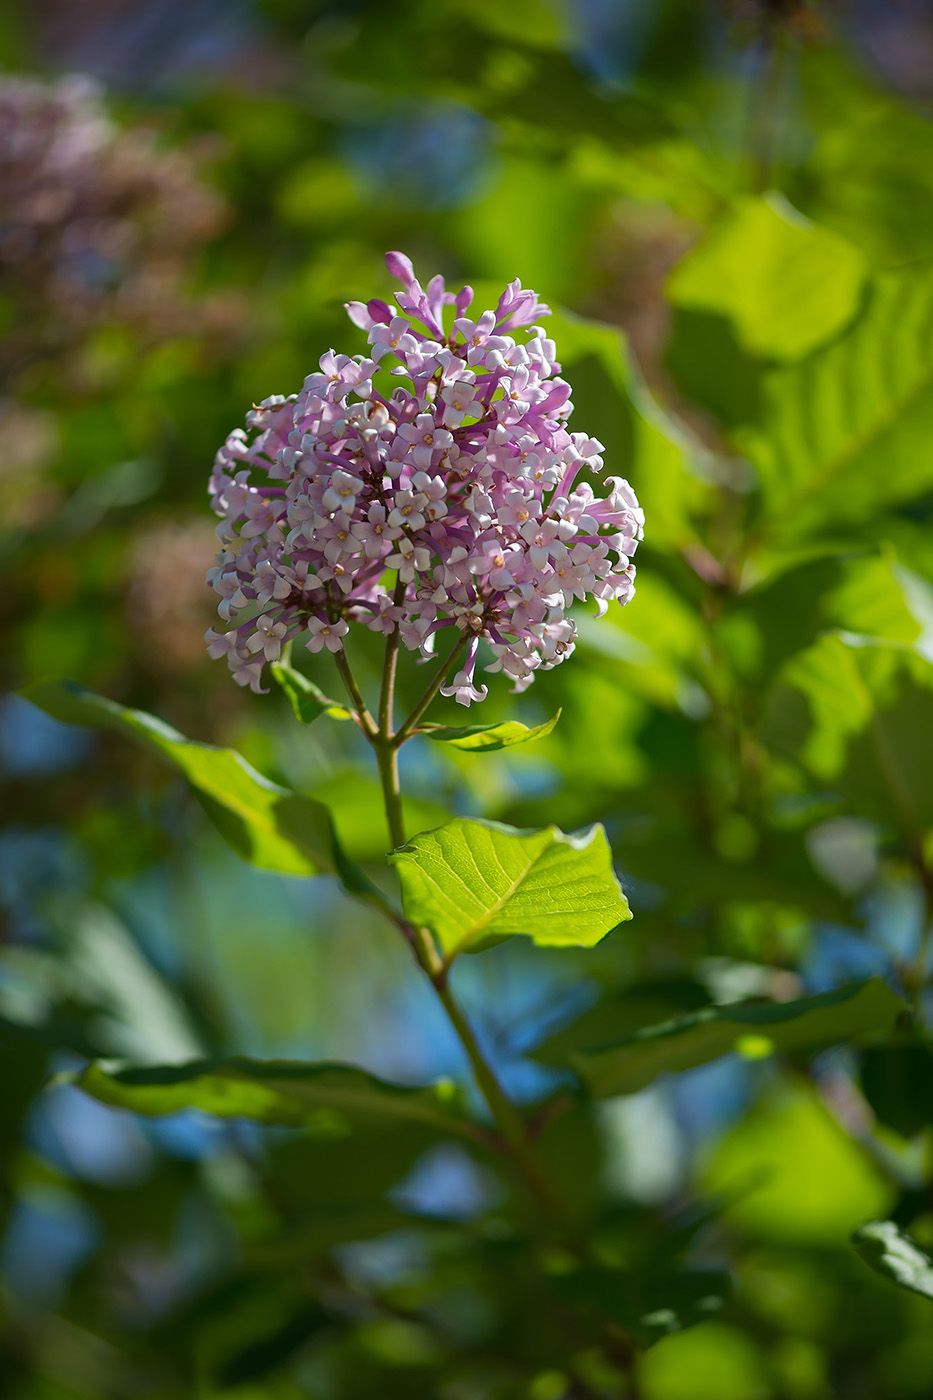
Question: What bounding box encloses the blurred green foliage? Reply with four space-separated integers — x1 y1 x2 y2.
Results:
4 1 933 1397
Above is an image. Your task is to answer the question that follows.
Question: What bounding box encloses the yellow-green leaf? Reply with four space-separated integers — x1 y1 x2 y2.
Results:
68 1057 473 1140
389 817 630 960
420 709 560 752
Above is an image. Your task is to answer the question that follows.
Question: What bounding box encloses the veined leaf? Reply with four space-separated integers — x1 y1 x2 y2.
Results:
744 268 933 538
668 193 866 361
271 660 351 725
569 979 905 1098
389 817 630 959
762 635 933 830
853 1221 933 1302
20 678 377 901
420 709 560 752
68 1057 474 1140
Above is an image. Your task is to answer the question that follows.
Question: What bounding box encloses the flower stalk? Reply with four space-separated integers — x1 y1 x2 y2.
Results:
335 641 567 1225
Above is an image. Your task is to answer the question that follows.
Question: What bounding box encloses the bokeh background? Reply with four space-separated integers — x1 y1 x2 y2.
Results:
4 1 933 1396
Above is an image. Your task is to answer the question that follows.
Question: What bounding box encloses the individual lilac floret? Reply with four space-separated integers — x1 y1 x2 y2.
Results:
206 253 644 703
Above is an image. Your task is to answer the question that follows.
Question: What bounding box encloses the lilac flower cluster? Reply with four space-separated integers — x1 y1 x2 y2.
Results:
207 253 643 705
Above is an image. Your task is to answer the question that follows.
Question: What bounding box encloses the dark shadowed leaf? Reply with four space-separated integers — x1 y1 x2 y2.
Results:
215 1303 329 1387
20 679 379 903
554 1265 732 1347
244 1206 421 1267
533 978 709 1068
860 1043 933 1139
568 980 905 1098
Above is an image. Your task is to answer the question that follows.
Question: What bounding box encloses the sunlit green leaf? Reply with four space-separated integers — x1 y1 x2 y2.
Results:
852 1221 933 1301
270 660 351 725
744 268 933 538
668 193 867 361
68 1058 475 1140
389 817 630 959
762 635 933 829
419 709 560 752
569 980 905 1098
705 1084 895 1243
636 1320 769 1398
740 551 929 686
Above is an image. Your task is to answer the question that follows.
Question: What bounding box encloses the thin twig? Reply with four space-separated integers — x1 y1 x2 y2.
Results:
394 632 469 746
378 578 406 739
333 647 376 737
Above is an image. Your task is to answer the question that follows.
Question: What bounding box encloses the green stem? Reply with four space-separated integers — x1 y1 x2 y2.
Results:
747 24 787 193
394 632 469 746
431 970 564 1220
908 852 933 1027
366 660 565 1223
378 580 406 739
869 716 933 1020
333 647 376 737
323 637 638 1379
374 739 406 852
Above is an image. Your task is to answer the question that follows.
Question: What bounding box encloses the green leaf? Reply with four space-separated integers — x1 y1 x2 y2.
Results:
554 1266 731 1348
740 551 930 684
214 1303 329 1388
389 817 630 959
860 1043 933 1138
762 635 933 829
852 1220 933 1302
244 1205 422 1268
68 1057 475 1141
20 679 376 900
420 709 560 752
456 0 569 49
270 660 351 725
569 979 905 1098
743 267 933 538
533 978 709 1068
664 307 765 429
668 193 867 361
266 1121 441 1215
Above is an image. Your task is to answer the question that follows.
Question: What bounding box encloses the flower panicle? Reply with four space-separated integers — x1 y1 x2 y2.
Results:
205 252 643 704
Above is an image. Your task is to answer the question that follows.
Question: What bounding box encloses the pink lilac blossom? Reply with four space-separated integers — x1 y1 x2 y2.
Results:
206 252 643 704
